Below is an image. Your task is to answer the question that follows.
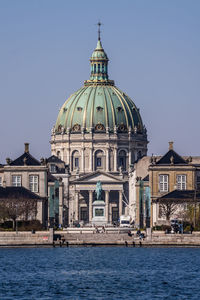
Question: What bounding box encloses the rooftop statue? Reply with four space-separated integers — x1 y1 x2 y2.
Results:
96 181 102 200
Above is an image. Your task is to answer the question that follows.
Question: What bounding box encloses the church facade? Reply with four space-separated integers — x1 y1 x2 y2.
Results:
50 30 148 226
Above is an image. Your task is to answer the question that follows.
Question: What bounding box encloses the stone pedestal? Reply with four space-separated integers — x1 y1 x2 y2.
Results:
146 227 152 241
92 200 106 226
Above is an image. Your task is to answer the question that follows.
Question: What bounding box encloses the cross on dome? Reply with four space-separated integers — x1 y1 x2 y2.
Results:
97 21 102 41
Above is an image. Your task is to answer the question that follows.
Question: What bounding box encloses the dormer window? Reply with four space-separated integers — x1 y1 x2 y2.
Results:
63 108 67 112
77 107 83 112
50 164 56 173
117 106 123 112
96 106 103 112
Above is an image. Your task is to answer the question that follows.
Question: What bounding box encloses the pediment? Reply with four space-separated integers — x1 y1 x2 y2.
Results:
72 171 123 183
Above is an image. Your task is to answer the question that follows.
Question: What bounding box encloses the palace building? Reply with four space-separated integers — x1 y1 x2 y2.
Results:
50 27 148 226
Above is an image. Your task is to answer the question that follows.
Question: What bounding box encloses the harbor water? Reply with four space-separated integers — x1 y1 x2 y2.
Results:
0 247 200 299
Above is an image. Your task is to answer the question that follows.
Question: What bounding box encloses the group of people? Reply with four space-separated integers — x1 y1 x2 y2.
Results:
95 226 105 234
127 229 145 240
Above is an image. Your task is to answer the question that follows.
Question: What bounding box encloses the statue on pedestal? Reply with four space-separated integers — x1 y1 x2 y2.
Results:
95 181 102 200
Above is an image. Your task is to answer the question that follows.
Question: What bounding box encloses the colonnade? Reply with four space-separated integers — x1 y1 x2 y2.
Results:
74 190 123 223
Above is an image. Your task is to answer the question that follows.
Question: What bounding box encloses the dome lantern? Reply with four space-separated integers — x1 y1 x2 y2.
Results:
84 22 114 86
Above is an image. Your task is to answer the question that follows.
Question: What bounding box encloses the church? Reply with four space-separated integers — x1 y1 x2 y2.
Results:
1 26 199 229
49 25 148 226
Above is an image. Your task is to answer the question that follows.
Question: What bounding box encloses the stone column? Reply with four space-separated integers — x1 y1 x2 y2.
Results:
114 147 117 172
75 191 79 221
89 148 93 171
119 190 123 217
106 148 109 172
81 148 85 172
66 146 70 165
105 190 109 223
129 149 132 166
89 190 93 222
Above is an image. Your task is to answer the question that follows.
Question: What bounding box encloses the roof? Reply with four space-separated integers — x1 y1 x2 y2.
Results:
54 37 145 135
143 174 149 181
71 170 125 183
0 186 45 200
156 149 187 165
55 85 144 134
47 155 65 164
10 152 41 166
154 190 200 203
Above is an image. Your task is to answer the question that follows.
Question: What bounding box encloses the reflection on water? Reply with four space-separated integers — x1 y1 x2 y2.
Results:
0 247 200 299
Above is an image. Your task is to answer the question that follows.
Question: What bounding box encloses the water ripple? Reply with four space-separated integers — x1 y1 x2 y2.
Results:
0 247 200 299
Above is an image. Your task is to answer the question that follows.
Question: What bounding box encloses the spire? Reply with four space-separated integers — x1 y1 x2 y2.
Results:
84 24 114 86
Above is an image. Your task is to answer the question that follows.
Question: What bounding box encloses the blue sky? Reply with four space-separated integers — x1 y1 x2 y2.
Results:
0 0 200 162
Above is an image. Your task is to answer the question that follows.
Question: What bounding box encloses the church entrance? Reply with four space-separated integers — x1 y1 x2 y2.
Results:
80 207 88 222
112 207 119 223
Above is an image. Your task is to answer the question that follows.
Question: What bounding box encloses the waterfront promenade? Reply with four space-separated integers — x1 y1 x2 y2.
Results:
0 228 200 247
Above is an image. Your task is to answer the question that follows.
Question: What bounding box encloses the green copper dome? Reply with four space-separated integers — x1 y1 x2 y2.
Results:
55 35 144 134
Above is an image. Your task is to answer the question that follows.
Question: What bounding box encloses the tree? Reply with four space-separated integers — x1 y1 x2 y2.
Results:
0 196 37 230
159 201 178 221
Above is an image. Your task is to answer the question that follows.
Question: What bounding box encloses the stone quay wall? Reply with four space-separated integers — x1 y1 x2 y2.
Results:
0 229 200 247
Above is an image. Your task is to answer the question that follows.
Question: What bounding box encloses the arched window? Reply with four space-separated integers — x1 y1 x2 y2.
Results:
72 151 80 171
98 64 100 73
57 151 60 159
94 64 96 73
95 150 104 170
118 150 127 170
102 63 104 73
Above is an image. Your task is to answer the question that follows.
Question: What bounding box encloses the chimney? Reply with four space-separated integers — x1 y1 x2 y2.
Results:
169 141 173 151
6 157 11 165
24 143 29 153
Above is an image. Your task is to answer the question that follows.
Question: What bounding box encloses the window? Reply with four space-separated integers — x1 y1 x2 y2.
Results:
159 175 169 192
95 150 103 170
118 150 126 170
102 63 104 73
72 151 79 170
75 157 79 168
0 177 2 186
177 175 186 190
12 175 21 187
29 175 39 193
98 64 100 73
50 164 56 173
94 64 96 73
119 157 125 167
97 157 101 167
